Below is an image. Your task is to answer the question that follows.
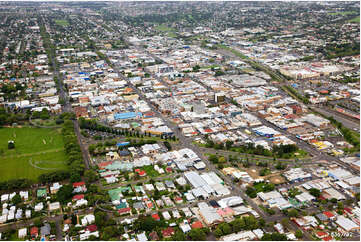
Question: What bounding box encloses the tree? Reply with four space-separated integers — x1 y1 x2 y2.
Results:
218 156 227 163
295 230 303 239
337 202 344 210
95 211 107 228
309 188 321 198
163 141 172 151
56 184 73 204
208 154 218 163
225 140 233 149
34 218 43 228
172 231 186 241
70 172 81 183
134 216 165 232
261 232 288 241
287 208 299 218
246 186 257 198
102 226 117 240
188 228 206 241
281 218 289 227
219 222 232 235
84 170 98 183
214 227 223 238
230 218 245 232
11 194 22 205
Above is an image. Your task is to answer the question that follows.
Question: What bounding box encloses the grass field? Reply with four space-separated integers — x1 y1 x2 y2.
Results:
155 24 175 32
327 11 357 16
0 127 67 181
55 19 69 27
155 24 177 37
349 16 360 23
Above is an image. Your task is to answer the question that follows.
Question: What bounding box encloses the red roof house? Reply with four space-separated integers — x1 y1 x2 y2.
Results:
191 221 203 229
118 207 131 215
162 227 175 238
73 181 85 188
315 231 328 239
151 213 160 221
322 236 333 241
72 194 85 201
174 197 183 204
86 225 98 232
323 211 336 220
146 201 154 209
30 227 39 237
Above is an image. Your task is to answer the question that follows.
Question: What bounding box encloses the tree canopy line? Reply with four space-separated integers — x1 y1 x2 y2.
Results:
318 42 360 59
1 82 26 102
79 117 177 141
213 215 265 238
205 136 300 159
282 85 310 104
327 116 360 152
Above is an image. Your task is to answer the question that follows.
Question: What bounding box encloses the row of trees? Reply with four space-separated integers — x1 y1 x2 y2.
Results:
0 107 29 126
283 85 310 104
62 120 85 176
327 116 360 152
79 117 176 141
214 215 264 238
0 178 32 192
205 137 300 159
320 42 360 59
38 170 70 184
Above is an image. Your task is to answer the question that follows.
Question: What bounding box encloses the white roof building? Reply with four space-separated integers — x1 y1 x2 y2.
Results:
199 206 223 226
218 196 244 208
295 192 315 203
335 216 359 232
18 228 27 238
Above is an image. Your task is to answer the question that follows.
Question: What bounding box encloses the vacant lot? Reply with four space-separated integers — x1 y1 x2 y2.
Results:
0 127 67 181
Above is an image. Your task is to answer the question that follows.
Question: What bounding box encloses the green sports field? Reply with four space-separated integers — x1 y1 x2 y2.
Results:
349 16 360 23
55 19 69 27
0 127 67 182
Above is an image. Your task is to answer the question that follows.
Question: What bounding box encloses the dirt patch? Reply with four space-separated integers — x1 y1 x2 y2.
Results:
243 166 262 179
267 174 286 184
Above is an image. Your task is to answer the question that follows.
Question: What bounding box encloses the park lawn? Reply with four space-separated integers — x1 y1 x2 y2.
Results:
328 11 357 16
0 151 67 182
0 127 67 181
155 24 177 37
55 19 69 27
349 16 360 23
155 24 175 32
167 32 177 38
0 127 64 156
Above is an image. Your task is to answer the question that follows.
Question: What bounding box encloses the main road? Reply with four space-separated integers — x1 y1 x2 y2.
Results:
42 15 92 170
